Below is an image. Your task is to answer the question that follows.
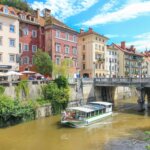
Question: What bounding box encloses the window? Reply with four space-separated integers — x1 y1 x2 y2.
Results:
32 45 37 52
73 35 76 42
32 30 37 38
83 45 85 50
4 7 8 14
55 43 61 52
56 57 61 65
23 44 29 51
0 37 2 45
23 57 29 64
19 43 22 53
9 39 15 47
102 46 105 51
99 45 101 50
83 64 85 69
0 23 2 30
73 47 77 55
0 54 2 62
10 25 15 33
23 28 28 35
95 44 98 49
56 30 60 38
65 45 69 54
109 51 111 55
9 54 15 62
66 33 69 40
83 54 85 60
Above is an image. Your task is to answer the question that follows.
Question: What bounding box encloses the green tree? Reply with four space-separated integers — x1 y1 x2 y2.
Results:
33 49 53 76
42 82 69 114
53 58 73 78
54 76 68 88
0 0 33 13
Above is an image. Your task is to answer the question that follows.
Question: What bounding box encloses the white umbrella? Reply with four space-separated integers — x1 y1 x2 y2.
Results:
20 70 36 74
6 71 23 76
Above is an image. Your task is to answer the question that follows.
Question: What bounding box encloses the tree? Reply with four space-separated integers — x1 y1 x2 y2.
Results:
33 49 53 76
0 0 34 13
53 58 73 78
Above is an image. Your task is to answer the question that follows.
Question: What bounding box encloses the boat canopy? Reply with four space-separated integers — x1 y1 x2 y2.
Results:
67 104 105 113
89 101 112 106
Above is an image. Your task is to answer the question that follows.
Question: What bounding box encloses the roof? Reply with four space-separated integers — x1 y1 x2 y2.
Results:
45 15 78 33
113 43 143 57
67 103 106 113
79 29 108 40
0 5 18 17
89 101 112 106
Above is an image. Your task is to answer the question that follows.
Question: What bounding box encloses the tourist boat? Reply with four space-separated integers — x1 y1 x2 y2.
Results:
61 101 112 128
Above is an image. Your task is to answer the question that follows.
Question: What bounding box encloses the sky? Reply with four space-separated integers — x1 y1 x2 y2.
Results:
29 0 150 52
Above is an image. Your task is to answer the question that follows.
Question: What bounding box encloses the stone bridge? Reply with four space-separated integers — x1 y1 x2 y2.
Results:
70 78 150 111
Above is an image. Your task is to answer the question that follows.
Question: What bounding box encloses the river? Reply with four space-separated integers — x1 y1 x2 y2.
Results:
0 98 150 150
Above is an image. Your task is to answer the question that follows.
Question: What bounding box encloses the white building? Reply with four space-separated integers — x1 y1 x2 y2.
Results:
105 45 119 77
0 5 19 72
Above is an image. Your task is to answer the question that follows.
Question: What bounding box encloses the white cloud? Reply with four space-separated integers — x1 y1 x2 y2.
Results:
105 34 119 38
126 32 150 51
82 1 150 26
100 0 118 12
32 0 98 20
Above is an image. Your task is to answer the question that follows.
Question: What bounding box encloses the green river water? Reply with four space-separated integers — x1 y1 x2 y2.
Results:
0 98 150 150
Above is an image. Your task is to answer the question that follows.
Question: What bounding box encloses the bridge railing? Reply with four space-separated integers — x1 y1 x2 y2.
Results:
94 77 150 85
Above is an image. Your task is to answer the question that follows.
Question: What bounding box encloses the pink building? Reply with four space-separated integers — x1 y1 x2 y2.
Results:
44 9 79 77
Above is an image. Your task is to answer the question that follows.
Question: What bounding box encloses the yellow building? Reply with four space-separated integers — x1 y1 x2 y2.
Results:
113 42 143 77
0 5 19 72
78 28 108 78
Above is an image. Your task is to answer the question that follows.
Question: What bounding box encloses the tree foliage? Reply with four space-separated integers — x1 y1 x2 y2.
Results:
53 58 73 78
0 95 36 127
33 49 53 76
0 86 5 95
42 76 69 114
0 0 34 13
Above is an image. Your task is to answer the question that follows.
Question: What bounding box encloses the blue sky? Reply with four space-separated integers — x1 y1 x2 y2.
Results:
30 0 150 52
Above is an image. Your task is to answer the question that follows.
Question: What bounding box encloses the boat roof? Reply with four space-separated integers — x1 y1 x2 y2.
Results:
67 104 105 113
89 101 112 106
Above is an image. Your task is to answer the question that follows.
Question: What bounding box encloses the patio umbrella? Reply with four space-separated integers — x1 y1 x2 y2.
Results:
6 71 23 76
20 70 36 74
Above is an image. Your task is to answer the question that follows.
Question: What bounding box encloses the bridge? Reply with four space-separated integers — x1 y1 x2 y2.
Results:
94 77 150 87
75 77 150 111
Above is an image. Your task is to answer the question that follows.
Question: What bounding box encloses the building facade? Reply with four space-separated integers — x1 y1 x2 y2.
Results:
142 51 150 77
44 9 78 77
105 45 119 77
78 28 108 78
114 41 143 77
0 5 19 72
17 9 45 72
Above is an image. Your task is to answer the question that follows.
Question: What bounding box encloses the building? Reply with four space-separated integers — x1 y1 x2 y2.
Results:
44 9 79 77
105 45 119 77
78 28 108 78
113 41 143 77
142 51 150 77
16 9 45 72
0 5 19 72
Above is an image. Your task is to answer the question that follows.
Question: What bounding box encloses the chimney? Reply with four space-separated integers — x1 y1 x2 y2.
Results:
43 8 51 18
88 27 93 32
80 29 84 33
121 41 126 49
35 8 40 19
130 45 134 51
